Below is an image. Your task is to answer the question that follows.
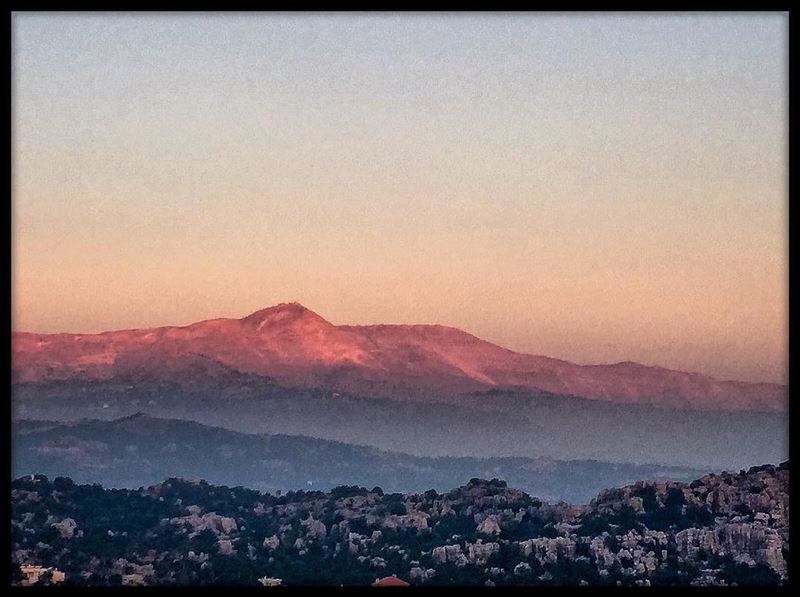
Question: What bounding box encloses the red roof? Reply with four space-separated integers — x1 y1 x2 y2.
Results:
372 576 410 587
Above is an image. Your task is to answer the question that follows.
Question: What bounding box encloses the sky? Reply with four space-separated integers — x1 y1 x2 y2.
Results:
12 12 788 384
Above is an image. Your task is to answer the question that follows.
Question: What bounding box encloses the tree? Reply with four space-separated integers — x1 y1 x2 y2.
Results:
34 570 54 586
10 562 24 585
193 529 218 554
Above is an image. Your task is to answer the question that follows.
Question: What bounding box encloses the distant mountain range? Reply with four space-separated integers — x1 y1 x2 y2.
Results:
11 414 705 503
11 377 786 471
12 302 786 412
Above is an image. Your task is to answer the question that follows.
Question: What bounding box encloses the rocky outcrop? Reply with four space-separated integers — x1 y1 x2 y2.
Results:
10 463 789 586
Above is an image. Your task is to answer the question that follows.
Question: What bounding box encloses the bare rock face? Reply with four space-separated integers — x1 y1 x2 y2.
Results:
519 536 576 565
432 544 464 565
719 524 785 576
217 539 236 556
301 517 327 540
589 536 615 568
50 518 77 539
262 535 280 550
381 512 430 531
170 508 237 537
476 515 501 536
676 522 785 576
466 540 500 565
675 528 720 558
409 567 436 583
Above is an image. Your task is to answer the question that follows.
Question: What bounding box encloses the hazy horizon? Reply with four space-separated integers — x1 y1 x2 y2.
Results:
12 12 788 384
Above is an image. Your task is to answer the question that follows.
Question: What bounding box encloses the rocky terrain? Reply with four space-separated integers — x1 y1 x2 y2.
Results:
10 462 788 586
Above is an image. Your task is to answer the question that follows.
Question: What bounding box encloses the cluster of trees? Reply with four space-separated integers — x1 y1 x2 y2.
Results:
11 474 785 586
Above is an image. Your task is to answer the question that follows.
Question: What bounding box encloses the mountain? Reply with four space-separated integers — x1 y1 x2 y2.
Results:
11 378 787 470
11 414 705 503
11 302 786 412
11 463 789 586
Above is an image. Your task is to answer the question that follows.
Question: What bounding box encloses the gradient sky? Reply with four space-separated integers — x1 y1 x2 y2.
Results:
12 12 788 384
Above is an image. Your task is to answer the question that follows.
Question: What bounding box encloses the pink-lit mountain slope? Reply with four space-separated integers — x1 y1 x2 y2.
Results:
11 302 786 412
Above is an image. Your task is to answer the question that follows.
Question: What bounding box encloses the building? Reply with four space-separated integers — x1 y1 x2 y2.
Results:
19 565 66 586
372 575 410 586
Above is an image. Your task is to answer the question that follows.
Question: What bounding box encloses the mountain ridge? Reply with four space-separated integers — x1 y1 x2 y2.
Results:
12 303 786 412
11 413 706 502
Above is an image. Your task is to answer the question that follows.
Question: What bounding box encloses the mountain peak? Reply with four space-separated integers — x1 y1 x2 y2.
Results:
240 302 331 330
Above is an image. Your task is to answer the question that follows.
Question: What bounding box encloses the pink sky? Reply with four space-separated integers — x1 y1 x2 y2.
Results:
11 13 788 384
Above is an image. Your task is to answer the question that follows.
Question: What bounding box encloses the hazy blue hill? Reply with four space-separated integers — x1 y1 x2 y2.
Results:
12 379 787 471
12 414 703 503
